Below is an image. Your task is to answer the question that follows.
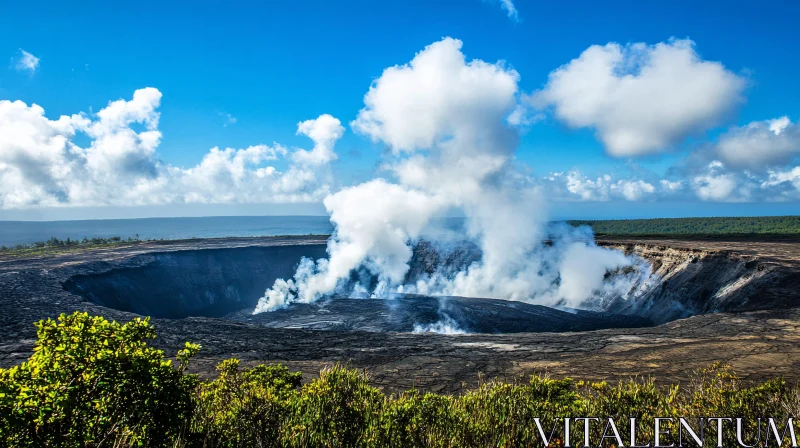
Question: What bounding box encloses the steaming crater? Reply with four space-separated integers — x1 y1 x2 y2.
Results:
60 240 778 333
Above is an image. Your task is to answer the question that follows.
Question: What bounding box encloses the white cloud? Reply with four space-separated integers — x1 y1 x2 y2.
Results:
536 162 800 203
533 39 746 157
715 116 800 169
565 172 613 201
14 49 40 73
761 166 800 200
0 89 342 208
219 112 237 127
292 114 344 166
691 161 741 201
553 171 657 202
499 0 519 21
616 179 656 201
352 37 519 154
82 87 162 178
660 179 683 193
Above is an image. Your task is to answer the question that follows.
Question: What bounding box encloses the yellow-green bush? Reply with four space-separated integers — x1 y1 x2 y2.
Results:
0 312 199 447
190 359 301 447
1 312 799 448
371 390 459 447
284 365 383 447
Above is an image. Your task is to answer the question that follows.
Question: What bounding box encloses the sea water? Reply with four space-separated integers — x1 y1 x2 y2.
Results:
0 216 335 247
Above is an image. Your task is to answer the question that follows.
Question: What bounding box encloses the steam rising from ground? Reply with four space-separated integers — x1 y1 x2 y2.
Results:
254 38 646 316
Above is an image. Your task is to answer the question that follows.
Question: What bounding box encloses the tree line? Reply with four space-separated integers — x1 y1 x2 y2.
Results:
569 216 800 236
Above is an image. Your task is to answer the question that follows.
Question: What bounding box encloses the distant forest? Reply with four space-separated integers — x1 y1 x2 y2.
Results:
569 216 800 236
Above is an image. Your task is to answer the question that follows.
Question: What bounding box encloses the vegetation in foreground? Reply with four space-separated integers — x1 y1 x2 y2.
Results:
2 313 799 447
570 215 800 236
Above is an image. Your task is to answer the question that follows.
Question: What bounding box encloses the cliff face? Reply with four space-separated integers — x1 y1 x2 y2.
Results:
599 242 797 323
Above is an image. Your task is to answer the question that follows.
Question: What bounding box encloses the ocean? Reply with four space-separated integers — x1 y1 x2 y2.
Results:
0 216 335 247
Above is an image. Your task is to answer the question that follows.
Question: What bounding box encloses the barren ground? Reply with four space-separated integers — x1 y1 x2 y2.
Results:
1 235 799 393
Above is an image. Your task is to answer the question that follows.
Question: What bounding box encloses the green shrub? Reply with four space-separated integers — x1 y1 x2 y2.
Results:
682 363 790 447
190 359 301 447
0 312 199 447
284 365 383 448
2 313 800 447
371 390 459 447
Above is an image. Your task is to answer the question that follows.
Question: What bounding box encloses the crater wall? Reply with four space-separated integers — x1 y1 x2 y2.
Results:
601 242 796 323
61 238 799 328
63 245 328 318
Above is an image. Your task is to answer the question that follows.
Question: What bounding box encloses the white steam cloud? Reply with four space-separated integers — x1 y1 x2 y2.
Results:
254 38 641 315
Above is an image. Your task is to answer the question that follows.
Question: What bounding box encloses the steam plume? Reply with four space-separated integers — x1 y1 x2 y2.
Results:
254 38 640 315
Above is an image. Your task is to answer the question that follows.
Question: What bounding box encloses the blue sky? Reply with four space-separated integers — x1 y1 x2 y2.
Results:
1 0 800 220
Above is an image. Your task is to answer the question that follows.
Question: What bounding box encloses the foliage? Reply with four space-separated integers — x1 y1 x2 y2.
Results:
2 313 800 447
371 390 458 448
284 365 383 447
190 359 301 447
0 312 198 447
569 216 800 236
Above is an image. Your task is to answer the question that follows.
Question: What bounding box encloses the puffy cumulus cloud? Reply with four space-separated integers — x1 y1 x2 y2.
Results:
292 114 344 166
170 145 323 205
352 37 519 154
616 179 656 201
0 101 88 207
0 89 342 208
532 39 745 157
715 116 800 170
761 167 800 200
83 87 162 178
705 167 796 201
564 172 613 201
684 160 800 203
542 171 658 202
537 162 800 204
660 179 684 194
14 49 40 73
691 161 740 202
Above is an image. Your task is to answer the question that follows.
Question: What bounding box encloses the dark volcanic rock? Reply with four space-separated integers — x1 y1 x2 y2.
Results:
230 295 652 333
3 235 800 392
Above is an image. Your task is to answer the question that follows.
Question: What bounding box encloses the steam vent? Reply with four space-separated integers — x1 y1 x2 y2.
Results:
2 235 800 392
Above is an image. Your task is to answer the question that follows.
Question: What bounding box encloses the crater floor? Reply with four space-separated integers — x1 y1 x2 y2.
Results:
1 235 800 392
